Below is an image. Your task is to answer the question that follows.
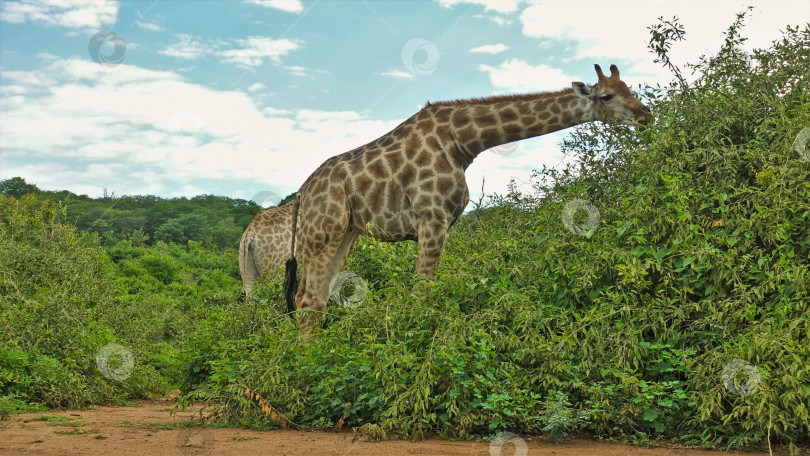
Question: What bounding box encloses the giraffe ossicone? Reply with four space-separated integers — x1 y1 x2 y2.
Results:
285 64 653 332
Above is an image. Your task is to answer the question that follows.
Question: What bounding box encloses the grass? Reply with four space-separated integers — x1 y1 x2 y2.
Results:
30 414 83 427
231 434 260 441
138 419 208 432
52 428 100 435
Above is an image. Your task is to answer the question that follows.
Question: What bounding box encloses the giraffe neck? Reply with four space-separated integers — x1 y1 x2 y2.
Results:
437 89 595 168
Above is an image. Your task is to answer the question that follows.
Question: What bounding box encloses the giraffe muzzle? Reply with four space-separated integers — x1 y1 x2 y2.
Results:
635 107 654 130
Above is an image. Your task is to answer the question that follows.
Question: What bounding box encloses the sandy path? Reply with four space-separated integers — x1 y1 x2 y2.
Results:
0 399 785 455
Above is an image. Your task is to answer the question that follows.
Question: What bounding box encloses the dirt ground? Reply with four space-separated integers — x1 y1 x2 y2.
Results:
0 399 788 456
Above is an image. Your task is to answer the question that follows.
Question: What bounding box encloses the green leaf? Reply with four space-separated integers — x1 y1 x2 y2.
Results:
652 247 671 260
617 220 633 237
631 246 647 258
643 408 659 422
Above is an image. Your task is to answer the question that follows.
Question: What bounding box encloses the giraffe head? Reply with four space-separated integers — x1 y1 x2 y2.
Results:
572 64 653 129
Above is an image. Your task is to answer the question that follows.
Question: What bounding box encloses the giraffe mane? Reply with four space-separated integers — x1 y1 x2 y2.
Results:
424 88 576 107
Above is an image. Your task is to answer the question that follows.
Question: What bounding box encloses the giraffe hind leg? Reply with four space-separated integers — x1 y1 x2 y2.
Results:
239 235 260 300
295 231 358 332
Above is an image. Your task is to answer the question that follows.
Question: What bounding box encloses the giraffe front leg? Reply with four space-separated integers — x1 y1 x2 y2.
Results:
415 218 450 291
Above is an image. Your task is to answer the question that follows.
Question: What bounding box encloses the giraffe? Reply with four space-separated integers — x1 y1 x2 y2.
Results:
285 64 653 330
239 201 355 308
239 201 296 299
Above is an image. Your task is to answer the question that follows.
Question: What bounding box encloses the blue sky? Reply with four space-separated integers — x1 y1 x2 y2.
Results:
1 0 807 206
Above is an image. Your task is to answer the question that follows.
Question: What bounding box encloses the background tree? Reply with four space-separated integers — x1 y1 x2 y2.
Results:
0 177 39 198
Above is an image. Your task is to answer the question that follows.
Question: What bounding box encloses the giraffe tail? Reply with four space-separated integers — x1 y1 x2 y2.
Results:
284 257 297 315
283 194 300 316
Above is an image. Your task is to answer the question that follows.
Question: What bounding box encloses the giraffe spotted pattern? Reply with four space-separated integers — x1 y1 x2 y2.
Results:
286 64 653 332
239 202 296 298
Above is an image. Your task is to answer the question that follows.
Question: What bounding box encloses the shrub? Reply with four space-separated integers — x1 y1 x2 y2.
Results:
0 196 170 407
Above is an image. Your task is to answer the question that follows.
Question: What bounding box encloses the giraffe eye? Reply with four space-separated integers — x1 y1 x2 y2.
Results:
601 94 614 102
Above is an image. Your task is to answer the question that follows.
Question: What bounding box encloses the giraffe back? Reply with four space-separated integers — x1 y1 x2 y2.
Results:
296 109 469 243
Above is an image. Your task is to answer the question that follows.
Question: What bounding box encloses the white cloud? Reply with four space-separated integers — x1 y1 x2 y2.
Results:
470 43 509 54
247 82 266 92
0 0 118 29
437 0 524 14
36 52 60 61
519 1 809 85
136 20 163 32
263 106 292 116
246 0 304 14
219 36 300 68
0 57 401 198
380 70 415 79
159 34 210 59
159 35 305 73
2 69 56 87
472 14 512 26
1 84 29 95
285 65 308 77
478 59 576 92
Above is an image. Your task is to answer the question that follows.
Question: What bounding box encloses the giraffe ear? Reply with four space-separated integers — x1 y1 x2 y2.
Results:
572 82 592 98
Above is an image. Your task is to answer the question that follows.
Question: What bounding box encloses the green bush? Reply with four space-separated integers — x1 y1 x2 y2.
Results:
0 196 171 407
